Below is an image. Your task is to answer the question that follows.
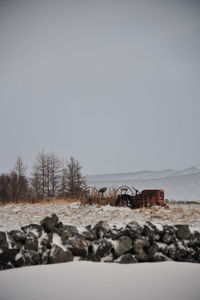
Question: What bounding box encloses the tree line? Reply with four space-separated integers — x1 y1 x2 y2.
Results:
0 152 86 204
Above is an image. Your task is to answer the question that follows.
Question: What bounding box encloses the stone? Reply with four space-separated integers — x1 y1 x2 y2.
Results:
175 225 191 240
9 230 26 242
188 231 200 247
126 221 142 239
53 228 69 245
143 222 161 243
133 238 150 262
49 245 73 264
81 230 97 241
116 254 137 264
22 224 43 239
15 250 41 267
152 252 172 262
166 241 192 262
147 242 159 258
25 234 38 251
0 249 19 268
41 214 59 233
0 231 8 251
113 236 133 258
93 221 111 239
95 239 112 259
67 237 89 257
162 225 176 245
64 225 79 238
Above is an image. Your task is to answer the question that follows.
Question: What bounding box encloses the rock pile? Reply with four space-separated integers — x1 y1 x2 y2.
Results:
0 214 200 270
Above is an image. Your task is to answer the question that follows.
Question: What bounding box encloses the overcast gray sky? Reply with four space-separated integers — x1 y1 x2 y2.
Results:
0 0 200 175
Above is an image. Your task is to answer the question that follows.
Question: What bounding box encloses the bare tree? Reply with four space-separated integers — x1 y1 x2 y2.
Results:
58 165 67 198
49 153 61 197
31 151 61 200
31 151 48 200
14 156 28 202
65 157 86 199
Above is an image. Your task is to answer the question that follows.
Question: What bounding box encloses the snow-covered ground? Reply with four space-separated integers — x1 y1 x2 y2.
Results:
0 202 200 300
0 202 200 232
0 261 200 300
88 166 200 202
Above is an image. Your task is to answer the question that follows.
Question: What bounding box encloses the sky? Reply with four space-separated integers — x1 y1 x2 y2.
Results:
0 0 200 175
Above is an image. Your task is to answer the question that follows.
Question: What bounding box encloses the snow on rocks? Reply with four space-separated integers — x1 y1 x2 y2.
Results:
0 214 200 270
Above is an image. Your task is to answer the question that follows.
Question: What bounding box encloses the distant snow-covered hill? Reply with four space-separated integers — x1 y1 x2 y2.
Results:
87 167 200 202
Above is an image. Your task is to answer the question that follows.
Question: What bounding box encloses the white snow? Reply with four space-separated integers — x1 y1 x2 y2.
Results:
0 202 200 232
0 261 200 300
0 201 200 300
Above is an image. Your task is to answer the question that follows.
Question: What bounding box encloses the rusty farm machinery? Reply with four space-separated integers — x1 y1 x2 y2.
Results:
80 185 166 209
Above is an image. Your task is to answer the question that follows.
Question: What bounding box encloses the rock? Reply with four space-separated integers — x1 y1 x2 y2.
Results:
167 241 192 262
0 231 8 251
192 249 200 263
40 233 53 250
15 250 41 267
147 242 159 258
116 254 137 264
162 225 176 245
93 221 111 239
25 234 38 251
188 231 200 247
9 230 26 242
41 249 50 264
113 236 133 258
8 230 26 249
133 238 150 262
126 221 142 239
67 237 89 257
110 228 129 240
175 225 191 240
152 252 172 262
41 214 59 233
64 225 79 238
101 254 114 263
49 245 73 264
22 224 43 239
57 221 64 229
143 222 161 243
0 249 19 268
95 239 112 259
53 228 69 245
81 230 97 241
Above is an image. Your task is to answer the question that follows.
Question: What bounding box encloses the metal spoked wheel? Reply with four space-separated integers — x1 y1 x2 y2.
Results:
115 186 134 197
80 186 100 205
115 186 134 208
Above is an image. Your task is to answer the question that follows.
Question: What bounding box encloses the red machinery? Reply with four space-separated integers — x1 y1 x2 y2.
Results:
115 186 165 208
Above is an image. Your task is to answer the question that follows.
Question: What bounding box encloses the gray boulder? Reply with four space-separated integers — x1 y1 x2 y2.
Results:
49 245 73 264
95 239 113 259
25 234 38 251
9 230 26 242
41 214 59 233
15 250 41 267
126 221 142 239
113 236 133 258
22 224 43 239
67 237 89 257
116 254 137 264
162 225 176 244
0 249 19 268
0 231 8 251
133 238 150 262
175 225 191 240
64 225 79 238
93 221 111 239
